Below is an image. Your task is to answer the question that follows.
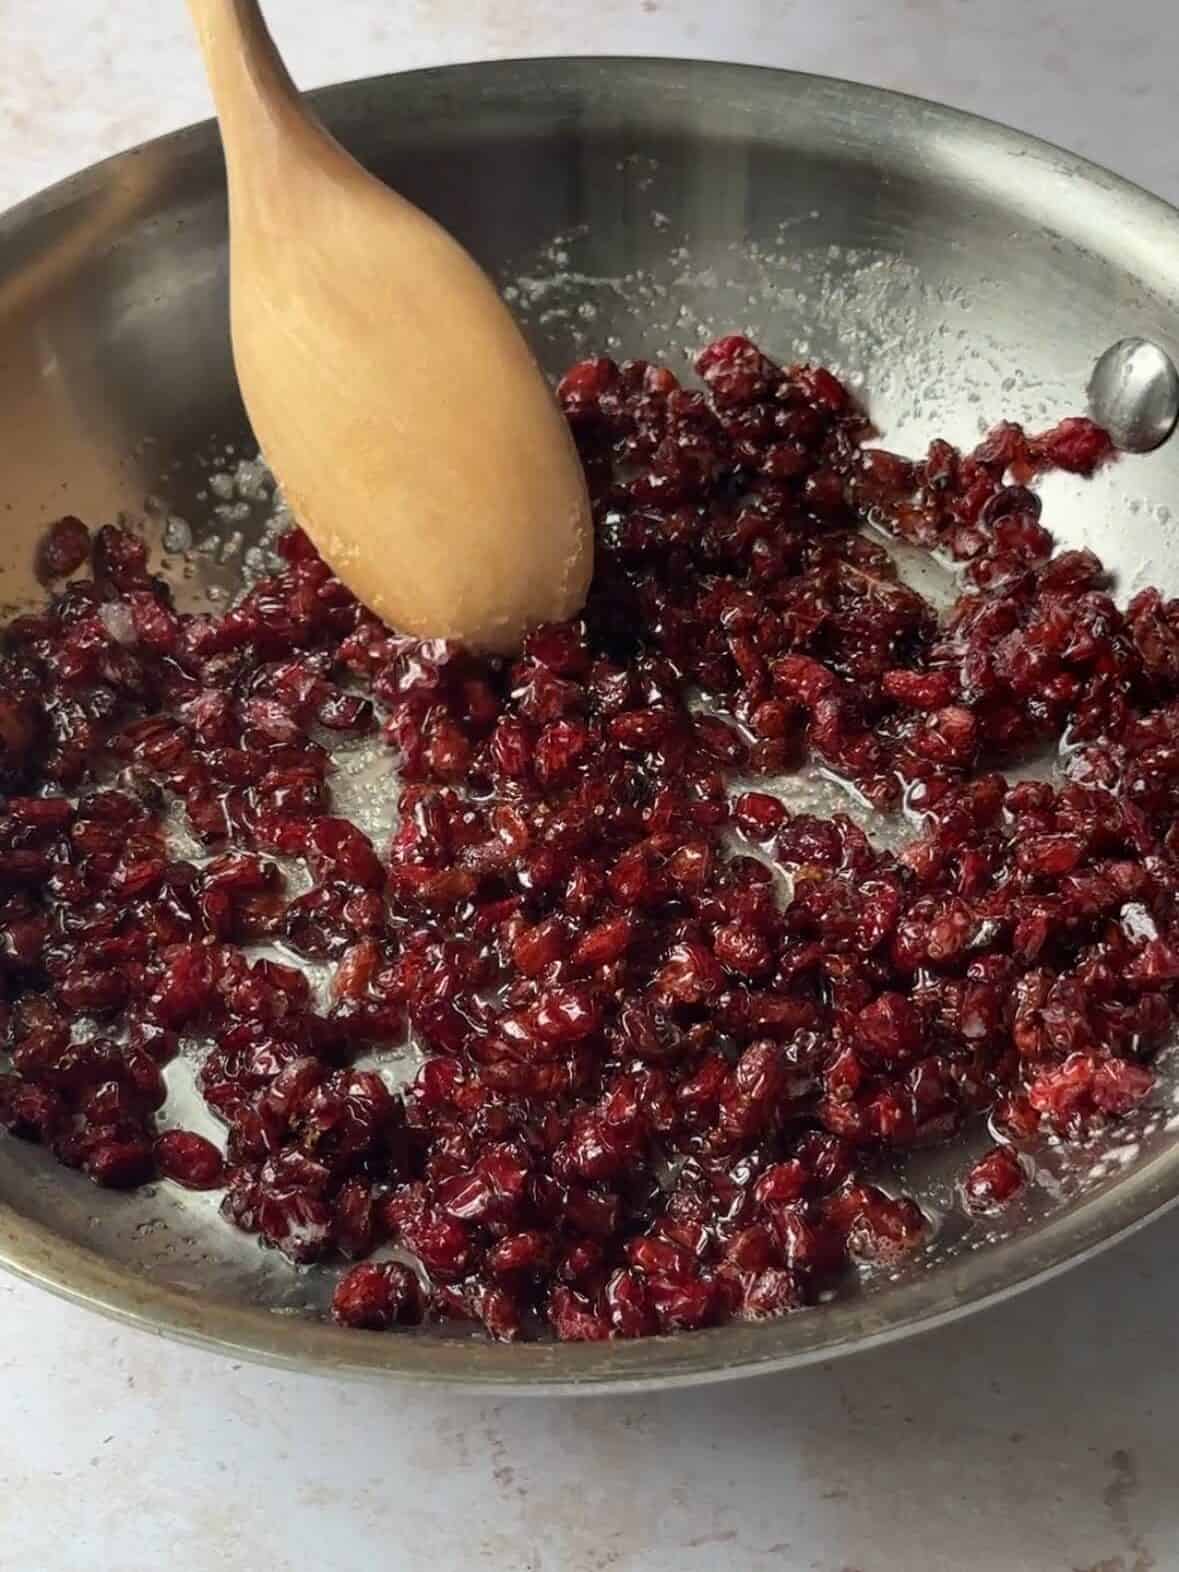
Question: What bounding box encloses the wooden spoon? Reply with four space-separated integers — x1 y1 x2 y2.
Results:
186 0 593 653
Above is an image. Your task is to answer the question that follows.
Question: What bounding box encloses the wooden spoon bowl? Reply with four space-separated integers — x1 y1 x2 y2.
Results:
186 0 593 653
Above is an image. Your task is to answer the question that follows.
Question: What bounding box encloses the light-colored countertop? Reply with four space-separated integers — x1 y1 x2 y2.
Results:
2 3 1178 1568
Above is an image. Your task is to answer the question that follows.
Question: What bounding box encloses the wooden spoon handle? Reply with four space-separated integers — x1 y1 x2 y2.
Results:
185 0 327 200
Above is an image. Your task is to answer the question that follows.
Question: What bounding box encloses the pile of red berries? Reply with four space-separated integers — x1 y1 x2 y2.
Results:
1 334 1173 1343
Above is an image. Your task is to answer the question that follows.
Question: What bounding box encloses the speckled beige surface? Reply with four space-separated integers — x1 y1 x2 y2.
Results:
2 3 1179 1568
1 1229 1176 1571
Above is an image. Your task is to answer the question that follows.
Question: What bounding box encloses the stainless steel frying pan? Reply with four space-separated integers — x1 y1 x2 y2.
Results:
1 58 1178 1392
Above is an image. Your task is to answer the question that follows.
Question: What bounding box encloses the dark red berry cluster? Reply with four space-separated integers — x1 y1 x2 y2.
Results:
0 335 1173 1344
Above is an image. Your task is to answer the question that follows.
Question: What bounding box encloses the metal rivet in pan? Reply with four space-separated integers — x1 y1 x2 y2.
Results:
1088 337 1179 453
